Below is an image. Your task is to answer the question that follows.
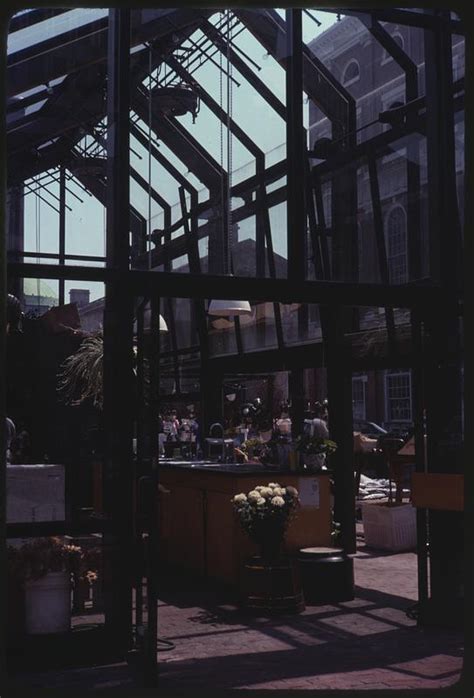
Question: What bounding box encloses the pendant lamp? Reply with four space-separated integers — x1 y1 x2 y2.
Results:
208 298 251 316
208 10 251 319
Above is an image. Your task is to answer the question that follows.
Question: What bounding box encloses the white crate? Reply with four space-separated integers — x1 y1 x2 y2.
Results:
7 464 65 524
361 502 417 552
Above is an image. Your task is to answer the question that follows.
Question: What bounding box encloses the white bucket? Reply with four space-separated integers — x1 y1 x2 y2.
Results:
25 571 71 634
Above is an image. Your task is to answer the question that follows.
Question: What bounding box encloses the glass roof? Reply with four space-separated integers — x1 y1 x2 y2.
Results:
5 6 464 297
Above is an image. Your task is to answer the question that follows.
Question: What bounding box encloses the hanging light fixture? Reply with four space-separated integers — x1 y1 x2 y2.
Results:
208 298 251 316
208 10 251 318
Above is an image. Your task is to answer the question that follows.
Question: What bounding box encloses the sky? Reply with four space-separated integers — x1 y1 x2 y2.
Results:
11 9 340 302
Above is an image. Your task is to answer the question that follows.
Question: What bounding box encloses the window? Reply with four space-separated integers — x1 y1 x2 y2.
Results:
342 59 360 87
385 370 412 422
381 33 405 64
386 206 407 284
352 375 367 420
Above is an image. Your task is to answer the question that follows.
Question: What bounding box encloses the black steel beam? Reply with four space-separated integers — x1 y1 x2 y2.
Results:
424 11 462 291
102 8 134 652
130 121 194 193
178 186 209 359
8 8 71 34
144 294 160 687
361 17 422 284
6 9 213 99
202 18 286 121
256 157 284 349
7 261 460 310
236 8 356 135
165 55 262 159
133 88 223 191
6 519 113 538
410 308 429 610
286 9 306 284
335 8 464 34
325 308 356 554
134 178 288 270
311 112 425 178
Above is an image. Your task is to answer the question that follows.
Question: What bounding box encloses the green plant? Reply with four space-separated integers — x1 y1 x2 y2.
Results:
295 434 338 456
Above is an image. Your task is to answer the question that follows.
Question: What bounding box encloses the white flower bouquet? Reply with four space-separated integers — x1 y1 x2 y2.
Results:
231 483 300 560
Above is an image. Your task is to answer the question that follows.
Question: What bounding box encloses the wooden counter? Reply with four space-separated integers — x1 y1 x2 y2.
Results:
158 464 333 586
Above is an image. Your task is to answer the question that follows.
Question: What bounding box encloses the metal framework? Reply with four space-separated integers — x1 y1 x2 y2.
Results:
3 4 468 683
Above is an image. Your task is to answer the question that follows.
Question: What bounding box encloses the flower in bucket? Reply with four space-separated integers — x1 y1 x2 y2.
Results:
7 537 100 586
231 483 300 560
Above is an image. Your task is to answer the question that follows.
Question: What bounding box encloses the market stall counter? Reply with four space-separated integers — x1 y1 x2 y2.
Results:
158 460 332 586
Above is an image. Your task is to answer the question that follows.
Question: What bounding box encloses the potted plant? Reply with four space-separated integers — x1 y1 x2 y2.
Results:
231 482 300 562
295 434 338 471
241 438 263 460
7 537 97 634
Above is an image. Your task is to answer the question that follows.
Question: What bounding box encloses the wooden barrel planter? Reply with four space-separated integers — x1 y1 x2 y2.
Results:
241 555 305 614
298 547 354 604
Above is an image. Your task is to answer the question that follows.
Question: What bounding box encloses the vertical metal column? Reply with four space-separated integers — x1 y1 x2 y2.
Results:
325 308 356 554
58 166 66 306
286 9 306 283
421 10 464 626
144 294 160 687
410 308 429 616
102 8 134 651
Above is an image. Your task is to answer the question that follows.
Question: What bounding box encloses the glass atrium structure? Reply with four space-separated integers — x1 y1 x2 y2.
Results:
3 7 468 686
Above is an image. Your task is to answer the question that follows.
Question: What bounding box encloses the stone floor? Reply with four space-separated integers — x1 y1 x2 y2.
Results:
157 539 464 691
5 526 468 693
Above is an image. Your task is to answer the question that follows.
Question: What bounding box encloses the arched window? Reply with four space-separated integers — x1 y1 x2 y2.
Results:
386 206 407 284
342 59 360 86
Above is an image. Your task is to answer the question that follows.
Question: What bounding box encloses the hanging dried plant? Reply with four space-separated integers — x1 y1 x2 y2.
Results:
57 331 150 410
57 331 105 409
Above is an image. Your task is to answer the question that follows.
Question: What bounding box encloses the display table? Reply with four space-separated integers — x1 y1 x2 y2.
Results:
158 462 332 586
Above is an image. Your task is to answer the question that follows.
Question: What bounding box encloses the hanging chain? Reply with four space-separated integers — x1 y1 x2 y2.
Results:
36 176 41 307
226 9 233 275
148 43 153 272
219 12 225 275
103 200 106 258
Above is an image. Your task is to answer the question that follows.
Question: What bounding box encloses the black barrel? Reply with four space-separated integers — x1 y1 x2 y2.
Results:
298 547 354 604
241 555 305 614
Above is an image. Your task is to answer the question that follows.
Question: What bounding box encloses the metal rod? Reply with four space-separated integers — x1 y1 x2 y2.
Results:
175 14 242 78
59 165 66 305
303 9 322 27
21 251 104 262
181 32 241 87
23 181 61 213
